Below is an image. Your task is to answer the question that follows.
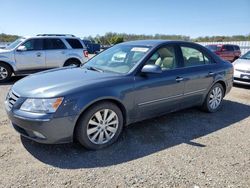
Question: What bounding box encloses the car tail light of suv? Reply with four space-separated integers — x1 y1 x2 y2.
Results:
83 50 88 58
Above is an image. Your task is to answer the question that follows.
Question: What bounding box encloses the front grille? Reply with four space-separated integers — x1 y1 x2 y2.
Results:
235 69 250 74
6 90 20 110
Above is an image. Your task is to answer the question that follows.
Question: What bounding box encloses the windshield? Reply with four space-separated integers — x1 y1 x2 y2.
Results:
205 45 220 52
240 51 250 60
84 44 151 74
5 38 25 50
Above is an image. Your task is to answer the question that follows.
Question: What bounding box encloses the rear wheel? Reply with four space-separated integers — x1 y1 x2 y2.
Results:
202 83 224 112
76 102 124 150
64 59 81 67
0 63 12 83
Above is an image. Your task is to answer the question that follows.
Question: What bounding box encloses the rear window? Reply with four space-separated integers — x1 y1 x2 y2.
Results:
66 39 83 49
233 45 240 50
44 38 66 50
223 45 234 51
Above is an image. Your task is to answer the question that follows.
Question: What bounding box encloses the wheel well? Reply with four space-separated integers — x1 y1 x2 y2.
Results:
216 80 226 96
0 61 14 73
64 58 81 66
73 99 127 140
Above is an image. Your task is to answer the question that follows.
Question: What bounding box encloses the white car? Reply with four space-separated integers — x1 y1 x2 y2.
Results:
0 34 89 82
233 51 250 85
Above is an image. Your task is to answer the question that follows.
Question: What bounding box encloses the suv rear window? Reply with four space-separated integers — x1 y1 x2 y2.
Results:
66 39 83 49
223 45 234 51
44 38 66 50
233 45 240 50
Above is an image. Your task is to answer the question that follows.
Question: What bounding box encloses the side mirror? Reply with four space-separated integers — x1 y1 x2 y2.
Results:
17 45 27 52
141 64 162 74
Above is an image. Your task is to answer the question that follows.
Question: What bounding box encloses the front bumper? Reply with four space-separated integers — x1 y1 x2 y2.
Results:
233 70 250 86
6 109 77 144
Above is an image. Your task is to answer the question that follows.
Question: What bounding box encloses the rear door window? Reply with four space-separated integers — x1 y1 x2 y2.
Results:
66 39 83 49
223 45 234 51
44 38 66 50
181 46 210 67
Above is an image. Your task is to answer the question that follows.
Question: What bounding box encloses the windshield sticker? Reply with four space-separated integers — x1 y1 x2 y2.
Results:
131 47 149 52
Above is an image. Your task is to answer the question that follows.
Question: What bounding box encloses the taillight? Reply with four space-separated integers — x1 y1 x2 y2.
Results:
83 50 88 58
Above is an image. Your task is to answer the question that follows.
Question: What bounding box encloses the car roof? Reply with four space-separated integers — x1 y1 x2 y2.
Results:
22 35 80 39
119 40 195 47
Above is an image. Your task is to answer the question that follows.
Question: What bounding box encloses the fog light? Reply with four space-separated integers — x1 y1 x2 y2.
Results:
32 131 46 139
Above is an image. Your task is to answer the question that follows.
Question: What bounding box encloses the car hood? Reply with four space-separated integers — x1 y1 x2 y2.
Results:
234 59 250 70
12 67 120 98
0 48 11 53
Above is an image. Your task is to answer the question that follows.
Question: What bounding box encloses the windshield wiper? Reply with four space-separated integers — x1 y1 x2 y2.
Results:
85 66 104 72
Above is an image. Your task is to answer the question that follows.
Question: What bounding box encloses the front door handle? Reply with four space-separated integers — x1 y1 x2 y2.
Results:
208 72 215 76
176 77 184 82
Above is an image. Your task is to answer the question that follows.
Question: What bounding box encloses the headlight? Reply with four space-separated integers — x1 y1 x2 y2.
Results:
20 97 64 113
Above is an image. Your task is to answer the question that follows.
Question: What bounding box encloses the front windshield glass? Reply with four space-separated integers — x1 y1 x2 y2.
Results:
240 51 250 60
84 44 151 74
5 38 25 50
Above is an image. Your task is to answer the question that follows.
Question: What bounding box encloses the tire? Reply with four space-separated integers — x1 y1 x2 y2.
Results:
64 59 81 67
75 102 124 150
0 63 12 83
202 83 224 113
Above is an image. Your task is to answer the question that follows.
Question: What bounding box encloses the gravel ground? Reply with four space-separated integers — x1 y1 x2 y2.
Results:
0 77 250 188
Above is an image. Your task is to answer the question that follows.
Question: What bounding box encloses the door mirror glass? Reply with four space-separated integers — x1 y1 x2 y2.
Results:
17 45 27 52
141 64 162 74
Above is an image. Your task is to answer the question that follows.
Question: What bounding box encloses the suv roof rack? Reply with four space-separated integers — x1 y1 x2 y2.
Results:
37 34 75 37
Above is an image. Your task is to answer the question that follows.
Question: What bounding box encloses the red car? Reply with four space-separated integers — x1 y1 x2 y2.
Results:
205 44 241 62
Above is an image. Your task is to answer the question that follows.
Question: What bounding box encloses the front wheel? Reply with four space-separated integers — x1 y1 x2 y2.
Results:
202 83 224 113
76 102 124 150
0 63 12 83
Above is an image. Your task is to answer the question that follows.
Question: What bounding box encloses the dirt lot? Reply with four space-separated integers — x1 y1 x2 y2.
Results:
0 77 250 188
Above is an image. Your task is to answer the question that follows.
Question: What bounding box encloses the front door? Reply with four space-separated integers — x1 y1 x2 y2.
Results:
134 45 185 120
14 39 45 70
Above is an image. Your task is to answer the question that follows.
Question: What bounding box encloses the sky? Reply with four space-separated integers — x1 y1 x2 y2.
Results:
0 0 249 38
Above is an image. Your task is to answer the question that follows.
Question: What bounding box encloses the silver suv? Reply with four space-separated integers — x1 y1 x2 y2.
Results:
0 34 89 82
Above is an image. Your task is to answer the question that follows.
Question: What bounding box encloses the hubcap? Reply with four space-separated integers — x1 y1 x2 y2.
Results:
87 109 119 145
0 66 8 80
209 86 222 109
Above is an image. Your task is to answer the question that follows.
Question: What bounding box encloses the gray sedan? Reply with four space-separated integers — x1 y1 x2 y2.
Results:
5 40 233 150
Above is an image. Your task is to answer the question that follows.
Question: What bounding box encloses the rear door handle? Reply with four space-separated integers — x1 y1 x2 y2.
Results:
176 77 184 82
36 52 41 57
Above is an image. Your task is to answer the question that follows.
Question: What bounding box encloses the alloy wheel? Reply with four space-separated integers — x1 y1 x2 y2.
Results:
209 86 222 109
0 66 8 80
87 109 119 145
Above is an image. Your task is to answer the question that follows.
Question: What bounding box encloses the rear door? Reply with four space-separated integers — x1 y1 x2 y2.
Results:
134 45 185 120
221 45 234 61
44 38 68 68
178 45 215 107
14 39 45 70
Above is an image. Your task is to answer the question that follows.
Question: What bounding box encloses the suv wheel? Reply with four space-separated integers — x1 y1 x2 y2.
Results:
0 63 12 83
76 102 123 150
202 83 224 112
